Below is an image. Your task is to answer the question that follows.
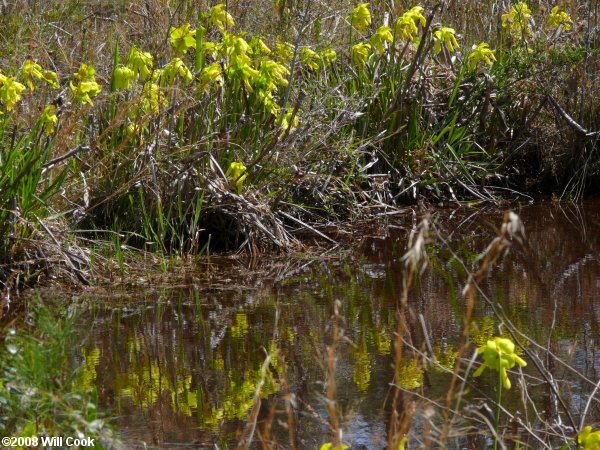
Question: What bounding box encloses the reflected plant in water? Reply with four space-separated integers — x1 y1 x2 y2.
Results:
397 358 424 390
352 334 372 392
319 443 348 450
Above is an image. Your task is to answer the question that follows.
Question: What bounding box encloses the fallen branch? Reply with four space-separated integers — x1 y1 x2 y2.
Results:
546 94 600 139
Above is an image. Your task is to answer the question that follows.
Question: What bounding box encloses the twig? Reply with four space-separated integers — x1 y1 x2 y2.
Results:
42 145 90 169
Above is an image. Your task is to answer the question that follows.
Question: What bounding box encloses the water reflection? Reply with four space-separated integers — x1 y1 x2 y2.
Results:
75 201 600 448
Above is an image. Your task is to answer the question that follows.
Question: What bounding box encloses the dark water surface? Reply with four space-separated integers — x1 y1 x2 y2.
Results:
72 202 600 449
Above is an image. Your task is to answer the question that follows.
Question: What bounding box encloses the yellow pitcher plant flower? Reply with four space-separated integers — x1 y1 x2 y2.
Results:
395 6 426 42
220 32 250 60
502 2 533 37
351 42 371 67
274 41 295 65
0 73 26 111
249 36 271 57
199 63 223 92
127 47 154 81
40 105 58 135
226 161 247 194
256 59 289 91
22 59 43 91
138 82 166 116
22 59 59 91
226 57 259 92
578 426 600 450
351 3 371 33
433 27 459 54
112 65 135 90
300 47 321 70
370 25 393 54
548 6 572 31
320 47 337 66
70 64 102 105
473 336 527 389
257 89 280 116
209 3 235 32
170 24 196 54
468 42 496 70
162 58 193 85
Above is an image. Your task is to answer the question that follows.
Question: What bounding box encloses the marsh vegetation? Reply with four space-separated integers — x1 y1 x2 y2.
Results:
1 0 600 448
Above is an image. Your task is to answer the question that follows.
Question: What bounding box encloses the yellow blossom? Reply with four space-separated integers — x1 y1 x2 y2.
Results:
473 337 527 390
548 6 572 31
351 42 371 67
578 426 600 450
320 48 337 66
225 161 247 193
249 36 271 56
209 4 235 31
274 41 295 65
40 105 58 135
395 6 426 41
112 65 135 90
0 75 26 111
199 63 223 91
502 2 532 37
351 3 371 32
300 47 321 70
370 25 393 54
162 57 193 85
468 42 496 70
127 47 154 81
170 24 196 53
138 82 166 116
70 64 102 105
22 61 60 90
433 27 459 54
